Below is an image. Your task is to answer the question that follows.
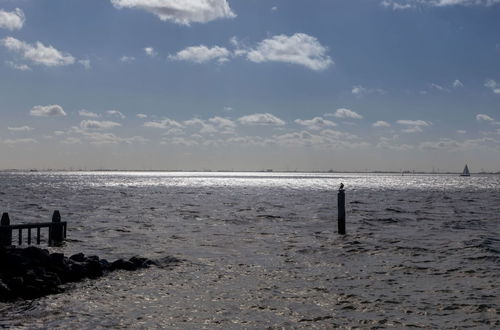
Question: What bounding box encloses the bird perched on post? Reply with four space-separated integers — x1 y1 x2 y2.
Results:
339 183 344 191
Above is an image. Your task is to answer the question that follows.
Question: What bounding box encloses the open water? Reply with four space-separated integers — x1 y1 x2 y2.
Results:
0 172 499 329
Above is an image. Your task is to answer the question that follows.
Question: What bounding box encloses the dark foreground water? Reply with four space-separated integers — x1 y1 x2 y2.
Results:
0 172 499 329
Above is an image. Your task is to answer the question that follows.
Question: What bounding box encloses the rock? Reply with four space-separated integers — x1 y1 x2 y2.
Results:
70 253 86 262
111 259 137 271
0 279 12 299
99 259 110 272
0 246 180 301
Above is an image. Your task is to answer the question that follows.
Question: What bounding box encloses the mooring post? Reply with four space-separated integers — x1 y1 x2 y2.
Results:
49 210 64 246
0 213 12 246
338 184 346 235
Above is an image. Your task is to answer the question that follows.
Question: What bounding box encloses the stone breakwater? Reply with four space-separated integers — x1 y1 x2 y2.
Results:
0 246 181 301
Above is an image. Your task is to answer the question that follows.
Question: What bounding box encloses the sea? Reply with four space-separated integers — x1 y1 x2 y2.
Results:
0 171 499 329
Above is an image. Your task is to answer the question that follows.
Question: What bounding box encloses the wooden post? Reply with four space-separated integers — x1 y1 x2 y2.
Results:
0 213 12 246
338 185 346 235
49 210 64 246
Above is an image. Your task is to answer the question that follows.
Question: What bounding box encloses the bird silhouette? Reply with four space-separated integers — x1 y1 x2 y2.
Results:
339 183 344 190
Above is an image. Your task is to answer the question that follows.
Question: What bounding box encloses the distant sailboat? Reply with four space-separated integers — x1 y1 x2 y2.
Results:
460 164 470 177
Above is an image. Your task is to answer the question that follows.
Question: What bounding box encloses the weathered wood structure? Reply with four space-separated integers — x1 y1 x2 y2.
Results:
0 211 67 246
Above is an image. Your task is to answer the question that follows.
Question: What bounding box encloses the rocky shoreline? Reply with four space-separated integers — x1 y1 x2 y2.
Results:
0 245 181 301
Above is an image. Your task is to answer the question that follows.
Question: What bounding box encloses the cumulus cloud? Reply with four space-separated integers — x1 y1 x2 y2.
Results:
80 120 121 130
79 109 100 118
7 126 33 132
30 105 67 117
294 117 337 130
137 113 148 118
106 110 126 119
484 79 500 94
381 0 414 10
245 33 333 71
183 118 217 134
110 0 236 25
397 119 431 133
1 37 75 67
169 45 230 64
208 117 237 133
238 113 285 126
351 85 386 97
0 8 24 30
476 114 494 122
329 108 363 119
144 47 157 57
143 118 183 129
372 120 391 127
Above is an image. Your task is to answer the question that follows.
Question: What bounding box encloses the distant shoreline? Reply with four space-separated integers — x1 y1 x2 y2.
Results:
1 169 500 175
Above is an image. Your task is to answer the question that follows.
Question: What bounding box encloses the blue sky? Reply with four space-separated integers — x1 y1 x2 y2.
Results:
0 0 499 171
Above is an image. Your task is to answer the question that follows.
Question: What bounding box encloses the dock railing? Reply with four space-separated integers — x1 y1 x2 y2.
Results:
0 211 67 247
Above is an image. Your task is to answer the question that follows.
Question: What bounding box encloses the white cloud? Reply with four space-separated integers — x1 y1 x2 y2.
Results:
79 109 100 118
271 6 278 11
329 108 363 119
8 126 33 132
30 104 67 117
238 113 285 126
5 61 30 71
430 83 450 92
80 120 121 130
397 119 431 133
169 45 230 64
476 114 494 122
381 0 500 10
452 79 464 88
294 117 337 130
110 0 236 25
106 110 126 119
137 113 148 118
484 79 500 94
144 47 157 57
0 8 24 30
143 118 183 129
351 85 386 97
1 37 75 67
381 0 414 10
457 130 467 134
372 120 391 127
208 116 236 134
223 106 233 112
120 55 135 63
397 119 431 126
1 138 37 145
246 33 333 71
183 118 217 134
208 116 236 128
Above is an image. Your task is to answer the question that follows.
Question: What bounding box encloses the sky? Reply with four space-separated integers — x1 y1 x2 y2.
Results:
0 0 499 172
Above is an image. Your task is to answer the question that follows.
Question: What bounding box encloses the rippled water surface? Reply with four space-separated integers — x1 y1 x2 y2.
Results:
0 172 499 328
